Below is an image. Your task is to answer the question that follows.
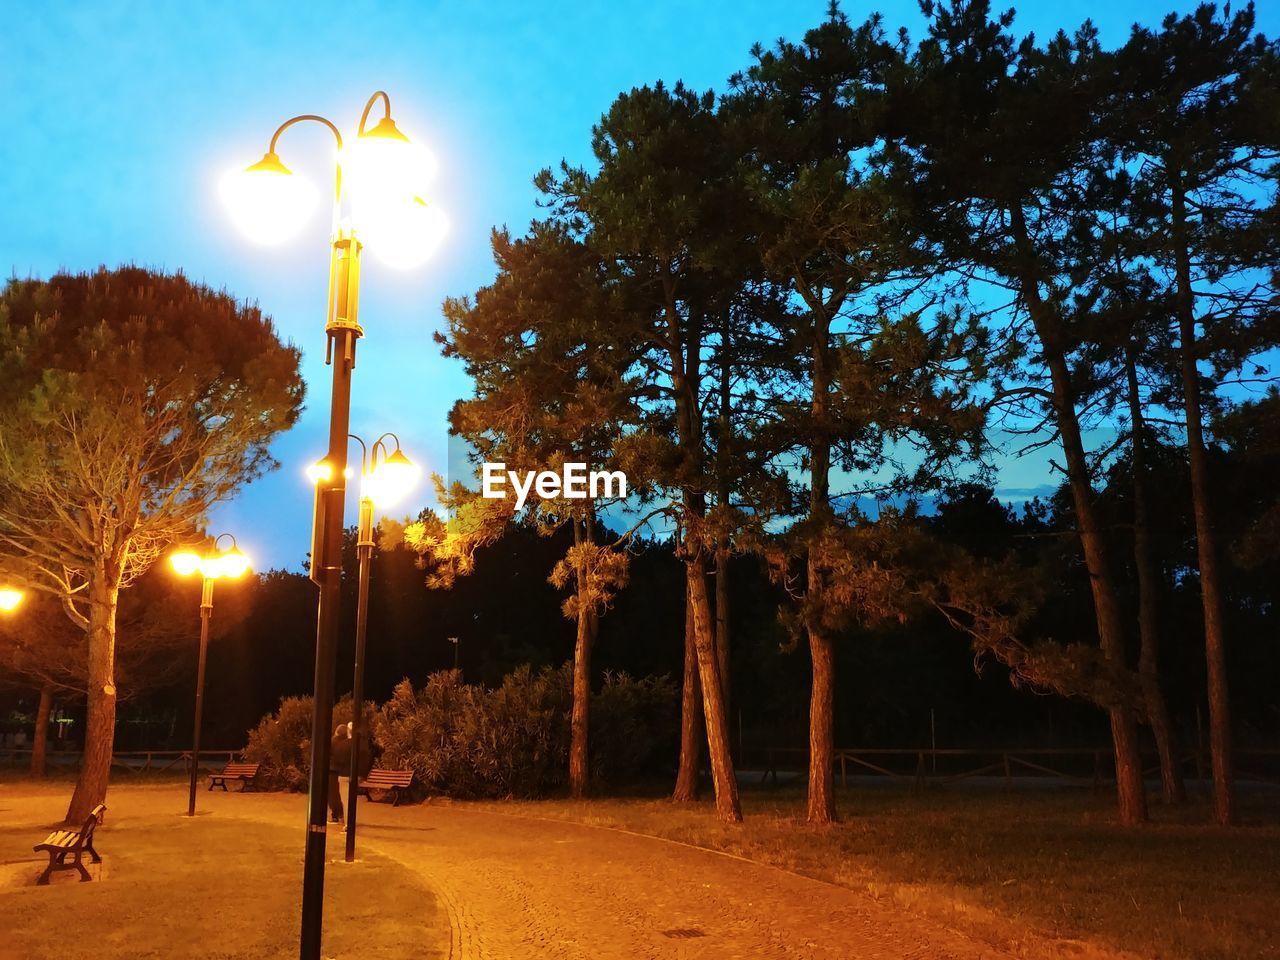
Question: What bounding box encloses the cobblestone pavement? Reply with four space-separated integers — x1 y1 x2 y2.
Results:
2 785 1018 960
225 789 1014 960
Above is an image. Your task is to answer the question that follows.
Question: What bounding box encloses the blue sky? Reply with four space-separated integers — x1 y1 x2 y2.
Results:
4 1 1275 570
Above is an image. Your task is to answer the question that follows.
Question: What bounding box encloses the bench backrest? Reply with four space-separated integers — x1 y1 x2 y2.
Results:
364 768 414 787
81 804 106 844
222 763 260 776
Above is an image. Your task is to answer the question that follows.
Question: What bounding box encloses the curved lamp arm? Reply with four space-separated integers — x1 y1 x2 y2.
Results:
268 114 344 154
357 91 393 136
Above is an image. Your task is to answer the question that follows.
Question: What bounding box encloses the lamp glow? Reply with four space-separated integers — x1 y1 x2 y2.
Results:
170 552 203 577
221 152 319 246
360 196 449 269
364 448 421 509
207 549 251 580
306 460 353 484
343 118 437 219
0 588 23 612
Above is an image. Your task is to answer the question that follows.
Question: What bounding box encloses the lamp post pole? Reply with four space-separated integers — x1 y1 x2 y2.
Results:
226 91 438 960
187 574 214 817
302 225 361 959
345 490 374 862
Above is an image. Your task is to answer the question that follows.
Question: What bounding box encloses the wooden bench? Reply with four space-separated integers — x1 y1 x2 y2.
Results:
357 768 415 806
34 804 106 885
208 761 260 792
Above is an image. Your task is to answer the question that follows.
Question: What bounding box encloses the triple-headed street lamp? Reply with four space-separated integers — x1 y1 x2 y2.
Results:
309 433 419 863
223 90 443 960
170 535 251 817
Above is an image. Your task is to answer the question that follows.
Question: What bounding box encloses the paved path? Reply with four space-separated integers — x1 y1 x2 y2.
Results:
4 784 1016 959
216 789 1011 960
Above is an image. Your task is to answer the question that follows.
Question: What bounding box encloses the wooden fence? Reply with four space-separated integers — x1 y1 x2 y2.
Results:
743 746 1280 791
0 748 242 773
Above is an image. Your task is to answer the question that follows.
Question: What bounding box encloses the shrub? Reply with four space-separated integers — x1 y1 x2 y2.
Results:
246 664 677 798
590 671 678 785
375 664 675 799
243 694 373 791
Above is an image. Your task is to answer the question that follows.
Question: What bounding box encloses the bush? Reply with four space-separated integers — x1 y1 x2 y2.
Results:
590 671 678 785
245 664 677 798
243 694 374 791
374 664 676 799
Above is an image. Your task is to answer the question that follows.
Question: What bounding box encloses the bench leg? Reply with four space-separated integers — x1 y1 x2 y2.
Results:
73 852 91 883
86 840 101 864
392 789 401 807
37 853 56 886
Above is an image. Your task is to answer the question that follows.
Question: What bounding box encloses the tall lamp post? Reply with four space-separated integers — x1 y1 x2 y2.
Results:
170 536 251 817
223 91 444 960
310 433 419 863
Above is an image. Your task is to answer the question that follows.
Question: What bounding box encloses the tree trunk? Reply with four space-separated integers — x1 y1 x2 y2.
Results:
568 517 595 799
673 586 702 802
807 306 838 825
1171 180 1234 826
66 575 119 824
687 557 742 822
715 547 731 723
715 304 733 725
31 686 53 779
1125 347 1186 804
660 282 738 821
1011 205 1147 825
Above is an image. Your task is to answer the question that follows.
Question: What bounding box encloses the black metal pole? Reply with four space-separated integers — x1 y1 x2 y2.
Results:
345 500 373 862
300 231 361 960
187 577 213 817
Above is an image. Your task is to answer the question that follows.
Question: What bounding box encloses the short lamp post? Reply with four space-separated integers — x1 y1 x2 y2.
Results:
309 433 419 863
170 535 251 818
223 91 444 960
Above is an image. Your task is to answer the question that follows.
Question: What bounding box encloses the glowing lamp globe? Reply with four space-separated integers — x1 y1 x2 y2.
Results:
343 116 437 218
209 548 251 580
170 552 204 577
0 588 23 612
360 197 449 270
221 152 318 246
364 448 421 509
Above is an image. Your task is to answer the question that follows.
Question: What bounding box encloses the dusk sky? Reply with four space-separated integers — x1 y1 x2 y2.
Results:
5 0 1275 571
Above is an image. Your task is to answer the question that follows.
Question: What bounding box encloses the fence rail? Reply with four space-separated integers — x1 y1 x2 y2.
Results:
0 748 242 773
744 746 1280 791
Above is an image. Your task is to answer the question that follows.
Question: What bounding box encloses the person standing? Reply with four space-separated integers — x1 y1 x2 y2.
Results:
329 725 351 823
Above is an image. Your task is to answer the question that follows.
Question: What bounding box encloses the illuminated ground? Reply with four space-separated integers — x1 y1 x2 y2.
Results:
1 782 1021 960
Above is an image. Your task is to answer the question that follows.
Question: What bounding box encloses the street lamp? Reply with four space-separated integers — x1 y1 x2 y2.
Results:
170 535 251 818
0 587 24 612
224 90 444 960
448 636 460 671
310 433 419 864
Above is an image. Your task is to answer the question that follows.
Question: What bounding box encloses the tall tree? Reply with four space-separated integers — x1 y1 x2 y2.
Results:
1114 2 1280 824
441 224 634 798
732 5 986 823
0 268 303 821
543 82 750 821
892 0 1151 822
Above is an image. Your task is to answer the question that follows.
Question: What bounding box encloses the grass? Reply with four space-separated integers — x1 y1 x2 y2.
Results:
1 790 447 960
469 782 1280 960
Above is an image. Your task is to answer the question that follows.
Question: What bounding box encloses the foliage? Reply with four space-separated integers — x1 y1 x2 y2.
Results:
372 665 676 799
243 695 371 791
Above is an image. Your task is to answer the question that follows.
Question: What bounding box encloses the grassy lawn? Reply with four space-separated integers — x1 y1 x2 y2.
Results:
1 786 446 960
471 782 1280 960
